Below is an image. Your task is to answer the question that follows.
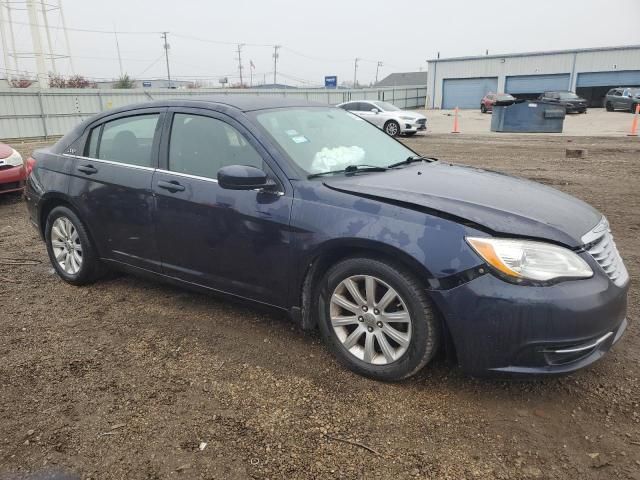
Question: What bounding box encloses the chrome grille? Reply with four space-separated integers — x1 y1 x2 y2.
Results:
582 218 628 287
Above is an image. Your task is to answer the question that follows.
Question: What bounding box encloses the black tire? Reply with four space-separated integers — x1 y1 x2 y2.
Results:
606 102 614 112
384 120 400 137
480 104 487 113
317 257 440 381
631 103 639 114
45 206 104 285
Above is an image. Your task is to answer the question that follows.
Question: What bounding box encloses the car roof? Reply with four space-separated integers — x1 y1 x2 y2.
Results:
101 95 325 116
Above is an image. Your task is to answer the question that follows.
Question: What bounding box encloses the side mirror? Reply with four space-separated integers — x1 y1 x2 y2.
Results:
370 108 379 114
218 165 276 191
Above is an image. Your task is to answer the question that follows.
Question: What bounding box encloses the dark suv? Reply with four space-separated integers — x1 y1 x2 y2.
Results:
604 87 640 112
538 91 588 113
24 97 628 380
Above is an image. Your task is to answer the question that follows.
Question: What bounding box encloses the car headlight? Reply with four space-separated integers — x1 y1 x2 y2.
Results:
399 116 415 121
466 237 593 282
1 149 23 167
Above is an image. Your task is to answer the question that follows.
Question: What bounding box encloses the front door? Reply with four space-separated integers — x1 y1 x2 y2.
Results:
66 109 164 271
152 109 293 307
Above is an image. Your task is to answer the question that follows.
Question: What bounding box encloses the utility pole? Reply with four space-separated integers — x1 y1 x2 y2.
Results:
236 43 244 87
114 26 123 77
353 57 359 89
272 45 280 85
375 61 383 84
161 31 171 88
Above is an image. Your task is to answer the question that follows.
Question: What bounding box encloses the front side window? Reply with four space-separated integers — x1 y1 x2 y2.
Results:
373 101 401 112
168 114 263 179
252 107 416 175
91 114 159 167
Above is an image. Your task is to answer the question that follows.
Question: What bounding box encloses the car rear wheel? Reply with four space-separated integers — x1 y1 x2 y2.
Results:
384 120 400 137
45 206 104 285
606 102 614 112
480 104 487 113
631 103 639 113
317 257 440 381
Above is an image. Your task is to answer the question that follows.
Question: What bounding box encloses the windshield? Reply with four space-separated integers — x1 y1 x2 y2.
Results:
557 92 579 99
373 101 401 112
253 107 416 176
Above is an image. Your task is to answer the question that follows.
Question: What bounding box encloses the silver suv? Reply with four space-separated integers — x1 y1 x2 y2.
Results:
604 88 640 112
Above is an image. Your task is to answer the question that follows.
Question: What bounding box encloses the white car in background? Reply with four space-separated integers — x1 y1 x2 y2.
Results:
336 100 427 137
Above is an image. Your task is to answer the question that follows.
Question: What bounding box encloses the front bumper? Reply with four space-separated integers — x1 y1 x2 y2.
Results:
431 270 629 377
565 103 587 113
401 120 427 133
0 165 26 194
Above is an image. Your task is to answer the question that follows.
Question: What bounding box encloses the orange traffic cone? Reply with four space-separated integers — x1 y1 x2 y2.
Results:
628 104 640 137
451 107 460 134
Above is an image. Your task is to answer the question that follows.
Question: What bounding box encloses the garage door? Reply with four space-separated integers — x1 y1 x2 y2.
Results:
576 70 640 87
505 74 570 95
442 77 498 109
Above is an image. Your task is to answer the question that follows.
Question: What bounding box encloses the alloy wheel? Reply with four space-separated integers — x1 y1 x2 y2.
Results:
330 275 412 365
385 122 399 136
50 216 83 275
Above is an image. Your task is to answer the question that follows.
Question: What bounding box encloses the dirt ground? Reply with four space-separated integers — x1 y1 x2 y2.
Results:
1 134 639 480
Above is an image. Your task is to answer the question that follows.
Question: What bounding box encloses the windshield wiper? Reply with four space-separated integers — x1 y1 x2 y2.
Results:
387 155 431 169
308 164 388 179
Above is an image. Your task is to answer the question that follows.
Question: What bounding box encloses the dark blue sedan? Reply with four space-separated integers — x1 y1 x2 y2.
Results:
24 97 629 380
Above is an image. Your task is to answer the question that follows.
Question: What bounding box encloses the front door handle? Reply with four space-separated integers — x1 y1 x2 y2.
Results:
77 164 98 175
157 180 185 192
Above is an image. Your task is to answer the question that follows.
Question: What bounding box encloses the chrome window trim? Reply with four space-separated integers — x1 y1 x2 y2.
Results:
62 153 155 172
155 168 218 183
155 168 284 196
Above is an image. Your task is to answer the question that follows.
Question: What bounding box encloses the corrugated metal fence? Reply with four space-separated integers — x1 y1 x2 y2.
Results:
0 85 427 141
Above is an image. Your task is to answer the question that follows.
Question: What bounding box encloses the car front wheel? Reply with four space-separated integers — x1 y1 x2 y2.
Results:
317 257 440 381
480 104 487 113
45 206 104 285
384 120 400 137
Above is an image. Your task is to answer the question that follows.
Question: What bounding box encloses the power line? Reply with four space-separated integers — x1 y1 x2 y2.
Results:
0 17 160 34
172 32 271 48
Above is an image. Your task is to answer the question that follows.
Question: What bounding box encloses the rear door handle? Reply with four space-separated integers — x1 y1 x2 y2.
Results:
157 180 185 192
77 164 98 175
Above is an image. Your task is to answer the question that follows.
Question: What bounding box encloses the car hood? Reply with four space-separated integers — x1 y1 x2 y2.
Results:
392 111 426 120
323 162 601 247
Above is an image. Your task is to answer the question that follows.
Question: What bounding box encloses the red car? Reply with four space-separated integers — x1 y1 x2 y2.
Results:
480 93 515 113
0 143 27 194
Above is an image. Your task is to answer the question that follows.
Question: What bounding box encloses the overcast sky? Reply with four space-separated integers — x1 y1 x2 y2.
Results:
2 0 639 86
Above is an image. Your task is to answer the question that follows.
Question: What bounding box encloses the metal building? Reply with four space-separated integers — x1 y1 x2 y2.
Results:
426 45 640 109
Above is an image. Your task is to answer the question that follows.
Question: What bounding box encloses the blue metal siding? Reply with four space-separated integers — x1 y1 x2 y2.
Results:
442 77 498 109
505 74 570 94
577 70 640 87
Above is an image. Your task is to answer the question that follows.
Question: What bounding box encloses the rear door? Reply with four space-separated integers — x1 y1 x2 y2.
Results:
66 109 164 271
152 108 293 306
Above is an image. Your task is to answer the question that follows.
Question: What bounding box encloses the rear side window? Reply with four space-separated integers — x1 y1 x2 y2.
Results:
168 113 263 179
88 114 159 167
